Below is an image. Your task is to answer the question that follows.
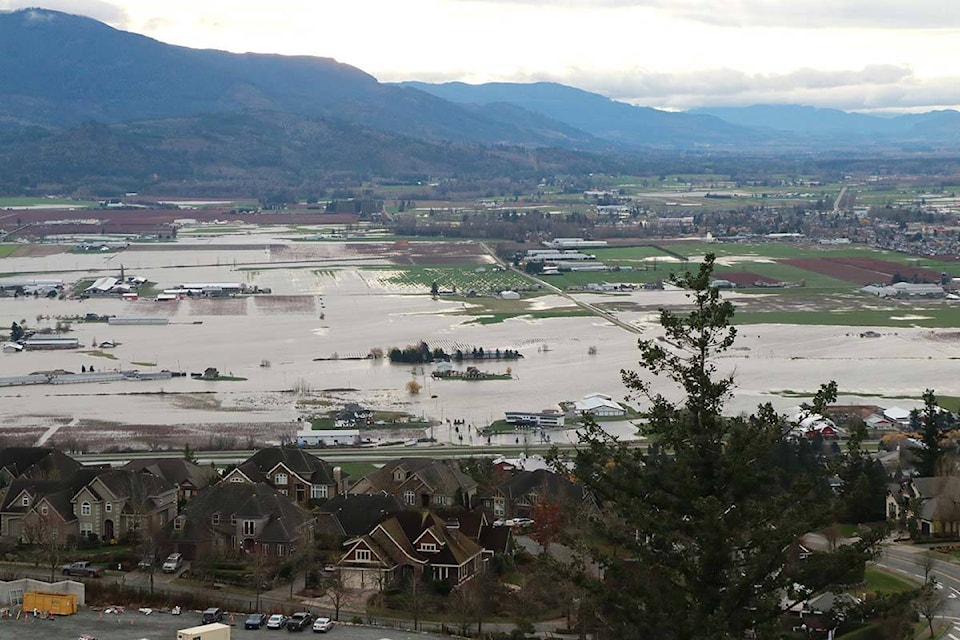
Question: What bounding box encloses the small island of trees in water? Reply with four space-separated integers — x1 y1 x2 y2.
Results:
385 341 522 364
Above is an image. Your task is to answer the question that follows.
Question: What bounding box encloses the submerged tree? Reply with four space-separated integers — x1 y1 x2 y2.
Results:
568 255 878 640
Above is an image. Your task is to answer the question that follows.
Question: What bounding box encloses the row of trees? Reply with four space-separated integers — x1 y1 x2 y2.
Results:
386 342 523 364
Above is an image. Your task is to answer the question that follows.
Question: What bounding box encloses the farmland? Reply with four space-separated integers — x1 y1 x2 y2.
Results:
373 265 535 295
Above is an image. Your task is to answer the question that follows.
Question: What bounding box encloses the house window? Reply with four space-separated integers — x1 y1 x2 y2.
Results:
311 484 328 499
404 490 416 505
40 505 48 516
279 489 288 496
277 544 285 556
243 520 256 536
80 523 93 536
173 517 184 531
420 543 437 553
105 502 112 513
356 549 371 561
212 514 220 525
393 468 405 482
230 476 243 483
494 500 505 516
231 515 237 525
81 502 91 516
20 495 29 507
275 473 288 485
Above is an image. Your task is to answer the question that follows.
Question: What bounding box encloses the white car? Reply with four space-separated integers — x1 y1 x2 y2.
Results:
266 613 288 629
312 617 334 633
161 553 182 573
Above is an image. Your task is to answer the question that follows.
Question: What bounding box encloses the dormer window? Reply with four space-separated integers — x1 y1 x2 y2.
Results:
212 513 220 525
275 473 288 485
40 505 48 516
173 516 184 531
420 543 437 553
393 468 405 482
21 495 30 507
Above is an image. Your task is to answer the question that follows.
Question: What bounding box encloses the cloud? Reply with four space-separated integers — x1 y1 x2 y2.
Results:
452 0 960 29
0 0 129 26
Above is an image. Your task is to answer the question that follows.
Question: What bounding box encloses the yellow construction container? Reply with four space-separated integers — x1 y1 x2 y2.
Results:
22 591 77 616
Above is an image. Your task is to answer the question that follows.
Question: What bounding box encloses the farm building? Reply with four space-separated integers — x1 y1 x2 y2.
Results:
296 429 361 447
499 290 521 300
504 411 565 428
1 342 23 353
574 393 627 418
108 317 169 325
543 238 608 249
22 337 79 350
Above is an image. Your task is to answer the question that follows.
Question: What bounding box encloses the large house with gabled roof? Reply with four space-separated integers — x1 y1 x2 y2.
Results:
122 457 217 503
1 468 176 543
221 446 345 505
0 447 82 486
168 482 314 559
348 458 477 509
480 468 593 519
337 510 485 589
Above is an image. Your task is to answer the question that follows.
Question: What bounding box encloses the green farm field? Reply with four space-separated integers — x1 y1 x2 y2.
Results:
0 244 20 258
376 265 536 294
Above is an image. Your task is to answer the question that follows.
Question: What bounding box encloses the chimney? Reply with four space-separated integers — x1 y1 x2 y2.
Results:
333 466 343 495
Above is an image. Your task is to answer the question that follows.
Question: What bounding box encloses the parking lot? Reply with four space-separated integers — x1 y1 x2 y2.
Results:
0 609 448 640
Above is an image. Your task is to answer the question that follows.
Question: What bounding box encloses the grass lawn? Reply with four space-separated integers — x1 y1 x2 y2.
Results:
0 244 20 258
734 306 960 328
378 265 535 294
81 350 117 360
0 196 95 208
859 566 918 595
464 309 594 325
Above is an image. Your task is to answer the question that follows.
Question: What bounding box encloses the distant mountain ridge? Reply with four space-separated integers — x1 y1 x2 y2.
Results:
0 8 600 149
397 81 769 148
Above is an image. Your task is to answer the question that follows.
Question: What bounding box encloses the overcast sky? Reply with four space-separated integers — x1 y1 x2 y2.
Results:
4 0 960 113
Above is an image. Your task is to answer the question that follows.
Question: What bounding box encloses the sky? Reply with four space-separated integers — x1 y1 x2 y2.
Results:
4 0 960 113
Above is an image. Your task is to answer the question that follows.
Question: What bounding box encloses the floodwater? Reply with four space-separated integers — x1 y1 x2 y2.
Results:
2 235 959 450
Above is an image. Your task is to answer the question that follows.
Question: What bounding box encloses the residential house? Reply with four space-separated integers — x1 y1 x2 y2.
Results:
338 510 485 589
221 447 346 505
0 469 98 542
317 494 403 538
168 482 315 559
887 476 960 536
122 457 218 503
348 458 478 509
480 469 593 519
71 469 178 541
0 447 82 486
1 468 175 543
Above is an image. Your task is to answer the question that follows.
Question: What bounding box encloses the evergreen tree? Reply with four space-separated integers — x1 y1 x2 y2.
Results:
567 255 877 640
10 321 23 341
916 389 943 477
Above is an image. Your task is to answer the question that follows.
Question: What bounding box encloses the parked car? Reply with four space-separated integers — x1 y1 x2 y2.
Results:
312 617 334 633
162 553 183 573
61 561 104 578
201 607 224 624
267 614 288 629
137 557 152 570
514 518 535 527
246 613 268 629
287 612 313 632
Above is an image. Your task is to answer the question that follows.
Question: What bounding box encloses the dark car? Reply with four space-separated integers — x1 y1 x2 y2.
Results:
245 612 268 629
202 607 224 624
286 612 313 632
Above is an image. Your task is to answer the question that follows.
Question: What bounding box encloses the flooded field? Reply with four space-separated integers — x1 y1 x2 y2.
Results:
2 234 959 451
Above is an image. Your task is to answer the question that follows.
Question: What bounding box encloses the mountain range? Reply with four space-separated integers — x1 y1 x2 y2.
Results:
0 8 958 194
